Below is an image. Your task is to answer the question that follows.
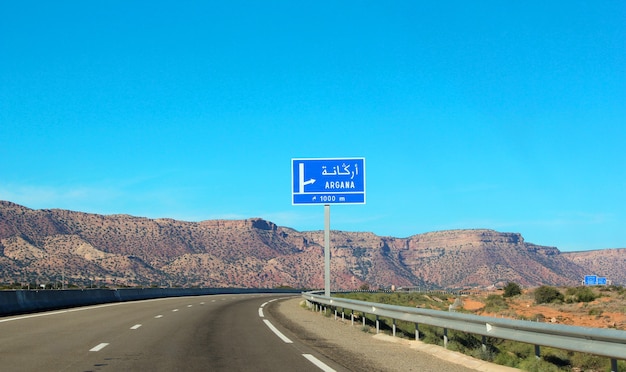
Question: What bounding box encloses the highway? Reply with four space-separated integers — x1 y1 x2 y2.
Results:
0 294 343 371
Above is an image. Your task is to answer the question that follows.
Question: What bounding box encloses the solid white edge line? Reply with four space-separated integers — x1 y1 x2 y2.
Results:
89 343 109 352
302 354 336 372
262 319 292 343
258 307 264 317
260 301 269 307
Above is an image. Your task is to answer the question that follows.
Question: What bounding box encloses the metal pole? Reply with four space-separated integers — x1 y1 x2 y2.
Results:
324 204 331 297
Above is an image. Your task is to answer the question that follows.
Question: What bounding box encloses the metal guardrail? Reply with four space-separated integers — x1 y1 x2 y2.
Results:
303 291 626 368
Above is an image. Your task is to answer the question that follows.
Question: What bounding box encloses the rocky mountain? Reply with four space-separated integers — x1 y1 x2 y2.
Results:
1 201 624 290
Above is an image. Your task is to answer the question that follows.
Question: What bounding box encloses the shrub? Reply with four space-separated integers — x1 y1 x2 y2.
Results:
519 357 563 372
532 313 546 322
470 346 496 362
484 294 508 313
565 286 598 303
569 352 606 371
493 351 520 367
503 282 522 297
506 341 534 359
588 307 603 317
534 286 564 304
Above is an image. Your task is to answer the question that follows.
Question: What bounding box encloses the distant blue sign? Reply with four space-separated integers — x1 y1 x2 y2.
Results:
584 275 597 285
584 275 608 286
292 158 366 205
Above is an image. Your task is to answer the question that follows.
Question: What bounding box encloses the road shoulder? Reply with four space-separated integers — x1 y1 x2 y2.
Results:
272 297 517 372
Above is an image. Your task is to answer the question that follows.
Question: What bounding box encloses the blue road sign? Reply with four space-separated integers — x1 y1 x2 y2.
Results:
292 157 366 205
584 275 597 285
597 277 607 285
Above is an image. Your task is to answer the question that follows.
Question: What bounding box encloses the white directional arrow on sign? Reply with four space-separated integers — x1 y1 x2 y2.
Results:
297 163 315 193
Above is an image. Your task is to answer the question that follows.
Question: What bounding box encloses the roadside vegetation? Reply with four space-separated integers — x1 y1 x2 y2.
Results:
329 285 626 372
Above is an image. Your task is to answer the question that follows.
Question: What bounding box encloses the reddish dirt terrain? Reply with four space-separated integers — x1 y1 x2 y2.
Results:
459 288 626 330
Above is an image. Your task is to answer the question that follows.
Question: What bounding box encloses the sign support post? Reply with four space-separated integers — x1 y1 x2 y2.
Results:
324 204 331 297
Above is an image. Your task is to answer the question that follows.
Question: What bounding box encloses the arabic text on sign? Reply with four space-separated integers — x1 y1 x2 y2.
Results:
321 163 359 180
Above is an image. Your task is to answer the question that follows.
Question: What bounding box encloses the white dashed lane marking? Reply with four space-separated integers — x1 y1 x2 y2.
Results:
89 343 109 352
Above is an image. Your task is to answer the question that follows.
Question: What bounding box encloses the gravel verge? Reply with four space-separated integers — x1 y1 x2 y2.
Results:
271 297 519 372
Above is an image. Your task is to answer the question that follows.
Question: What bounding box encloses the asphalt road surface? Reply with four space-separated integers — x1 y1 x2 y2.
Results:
0 294 344 372
0 294 491 372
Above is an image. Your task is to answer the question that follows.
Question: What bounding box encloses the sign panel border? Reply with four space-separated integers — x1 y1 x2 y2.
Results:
291 157 366 205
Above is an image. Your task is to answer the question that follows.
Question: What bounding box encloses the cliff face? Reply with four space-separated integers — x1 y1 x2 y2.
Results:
392 230 584 288
0 201 624 289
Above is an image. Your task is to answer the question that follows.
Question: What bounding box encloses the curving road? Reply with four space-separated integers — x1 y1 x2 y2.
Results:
0 294 343 372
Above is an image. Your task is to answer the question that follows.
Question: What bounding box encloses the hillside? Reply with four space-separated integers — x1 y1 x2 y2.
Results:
562 249 626 286
1 201 624 289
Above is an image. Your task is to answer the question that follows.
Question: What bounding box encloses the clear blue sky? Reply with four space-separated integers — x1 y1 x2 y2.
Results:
1 1 624 251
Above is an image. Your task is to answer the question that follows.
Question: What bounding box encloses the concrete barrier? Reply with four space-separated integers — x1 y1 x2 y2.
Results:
0 288 300 316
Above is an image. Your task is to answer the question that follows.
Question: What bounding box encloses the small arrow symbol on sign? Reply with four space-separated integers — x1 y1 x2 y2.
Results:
303 178 316 186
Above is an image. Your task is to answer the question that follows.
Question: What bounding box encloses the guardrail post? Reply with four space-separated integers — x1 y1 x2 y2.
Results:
363 312 366 328
334 308 337 320
341 309 345 321
415 322 420 341
481 335 487 353
611 358 617 372
376 315 380 334
534 344 541 359
392 319 396 337
351 309 354 326
443 328 448 349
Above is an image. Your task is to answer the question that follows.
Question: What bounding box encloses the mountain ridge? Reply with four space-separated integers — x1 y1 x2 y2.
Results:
1 200 624 289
